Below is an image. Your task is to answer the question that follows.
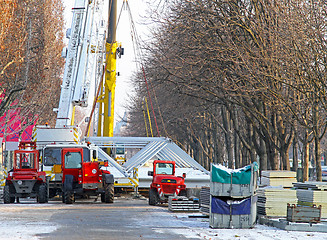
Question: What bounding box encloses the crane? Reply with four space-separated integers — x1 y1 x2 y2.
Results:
35 0 120 143
96 0 122 137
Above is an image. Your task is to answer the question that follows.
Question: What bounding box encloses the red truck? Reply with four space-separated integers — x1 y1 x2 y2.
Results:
148 160 186 205
4 142 48 204
61 147 114 204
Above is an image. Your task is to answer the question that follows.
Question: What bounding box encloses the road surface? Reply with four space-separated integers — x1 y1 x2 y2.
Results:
0 195 206 240
0 195 326 240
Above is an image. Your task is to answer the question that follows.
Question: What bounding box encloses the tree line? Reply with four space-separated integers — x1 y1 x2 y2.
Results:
0 0 65 135
125 0 327 181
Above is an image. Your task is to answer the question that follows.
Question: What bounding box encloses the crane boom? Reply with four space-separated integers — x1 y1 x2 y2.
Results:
56 0 106 128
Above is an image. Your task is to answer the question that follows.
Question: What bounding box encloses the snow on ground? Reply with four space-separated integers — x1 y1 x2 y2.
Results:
0 202 58 240
161 213 327 240
0 199 326 239
0 220 57 240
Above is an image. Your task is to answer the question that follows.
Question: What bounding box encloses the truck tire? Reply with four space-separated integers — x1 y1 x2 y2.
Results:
179 190 187 197
64 191 74 204
101 193 105 203
3 185 14 204
38 183 48 203
149 188 158 206
104 183 114 203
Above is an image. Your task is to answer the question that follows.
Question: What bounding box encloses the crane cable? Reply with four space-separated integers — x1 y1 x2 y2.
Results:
142 100 149 137
144 97 153 137
124 1 166 136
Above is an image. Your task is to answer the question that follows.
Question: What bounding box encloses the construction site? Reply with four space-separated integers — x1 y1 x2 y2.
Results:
1 0 327 239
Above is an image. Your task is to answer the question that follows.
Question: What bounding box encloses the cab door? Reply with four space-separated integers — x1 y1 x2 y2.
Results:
61 148 83 183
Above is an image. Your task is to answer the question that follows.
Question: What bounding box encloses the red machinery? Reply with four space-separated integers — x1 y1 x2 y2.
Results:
4 142 48 203
148 160 186 205
61 148 114 204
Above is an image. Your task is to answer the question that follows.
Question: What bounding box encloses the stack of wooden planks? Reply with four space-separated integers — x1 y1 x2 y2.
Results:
261 171 297 188
293 182 327 218
257 187 297 216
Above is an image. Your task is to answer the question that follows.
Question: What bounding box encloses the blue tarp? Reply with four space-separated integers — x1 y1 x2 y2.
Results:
211 196 257 215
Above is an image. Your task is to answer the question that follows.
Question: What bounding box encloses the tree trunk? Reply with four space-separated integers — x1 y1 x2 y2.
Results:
314 135 322 181
303 131 310 182
259 138 268 171
292 138 298 172
221 106 234 168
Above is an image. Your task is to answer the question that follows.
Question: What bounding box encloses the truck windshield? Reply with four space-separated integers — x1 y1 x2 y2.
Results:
44 147 90 166
116 147 124 155
64 152 82 169
155 163 173 175
17 152 36 169
44 148 61 166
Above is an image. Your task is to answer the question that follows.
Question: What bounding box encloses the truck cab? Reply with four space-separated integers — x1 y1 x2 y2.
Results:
148 160 186 205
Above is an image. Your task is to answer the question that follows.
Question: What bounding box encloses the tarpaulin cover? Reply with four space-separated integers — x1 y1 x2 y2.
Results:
211 162 258 184
211 196 255 215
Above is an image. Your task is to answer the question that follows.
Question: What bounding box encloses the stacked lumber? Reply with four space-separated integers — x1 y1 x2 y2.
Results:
294 182 327 218
261 171 297 188
257 187 297 216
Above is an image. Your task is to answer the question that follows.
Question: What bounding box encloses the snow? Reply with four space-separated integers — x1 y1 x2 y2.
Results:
0 203 57 240
0 201 327 239
0 221 57 240
163 213 327 240
212 164 251 174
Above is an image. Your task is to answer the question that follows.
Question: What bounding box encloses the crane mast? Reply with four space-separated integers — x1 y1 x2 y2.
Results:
97 0 121 137
56 0 106 128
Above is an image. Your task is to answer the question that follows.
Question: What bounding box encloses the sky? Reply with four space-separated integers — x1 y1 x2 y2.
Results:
63 0 149 125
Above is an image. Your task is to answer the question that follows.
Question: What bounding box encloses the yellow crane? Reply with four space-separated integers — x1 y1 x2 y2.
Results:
97 0 122 137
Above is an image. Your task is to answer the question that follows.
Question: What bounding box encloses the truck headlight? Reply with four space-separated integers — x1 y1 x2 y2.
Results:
17 180 23 185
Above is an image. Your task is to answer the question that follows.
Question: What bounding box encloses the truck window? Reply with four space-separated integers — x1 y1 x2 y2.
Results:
83 148 90 162
44 148 61 166
155 163 173 175
17 152 36 169
64 152 82 168
116 147 124 155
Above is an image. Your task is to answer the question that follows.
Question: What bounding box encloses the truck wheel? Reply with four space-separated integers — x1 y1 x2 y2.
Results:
149 188 158 206
64 191 74 204
3 185 14 204
104 183 114 203
38 183 48 203
101 193 105 203
179 190 187 197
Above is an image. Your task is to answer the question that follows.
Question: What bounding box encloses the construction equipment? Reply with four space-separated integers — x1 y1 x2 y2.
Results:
4 142 48 204
41 143 99 198
61 147 114 204
148 160 186 205
29 0 210 196
31 0 120 199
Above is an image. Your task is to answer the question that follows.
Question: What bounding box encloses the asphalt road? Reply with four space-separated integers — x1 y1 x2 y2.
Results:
0 195 207 240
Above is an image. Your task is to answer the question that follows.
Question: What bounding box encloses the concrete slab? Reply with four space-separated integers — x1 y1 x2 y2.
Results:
259 216 327 232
